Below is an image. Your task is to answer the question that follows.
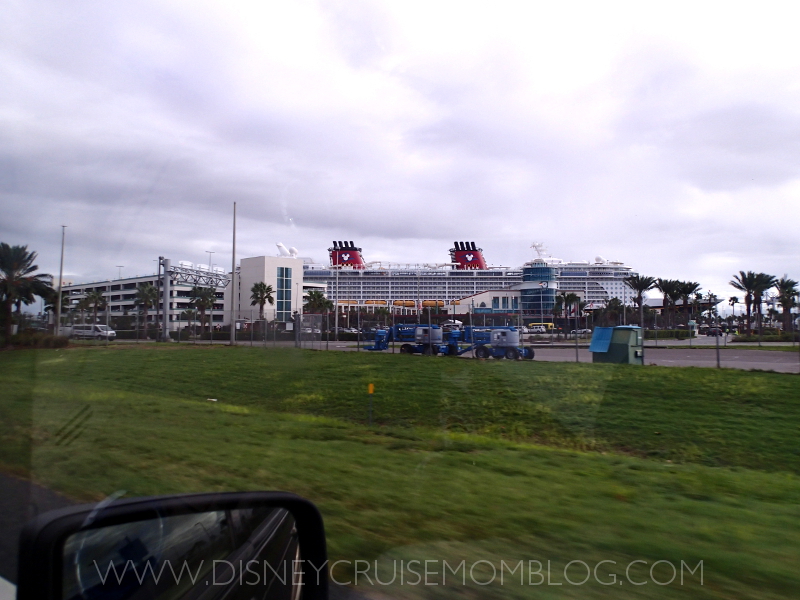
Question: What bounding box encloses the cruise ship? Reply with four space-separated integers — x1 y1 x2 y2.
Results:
302 241 637 316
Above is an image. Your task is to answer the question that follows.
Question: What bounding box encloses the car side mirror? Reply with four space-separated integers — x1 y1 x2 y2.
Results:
17 491 328 600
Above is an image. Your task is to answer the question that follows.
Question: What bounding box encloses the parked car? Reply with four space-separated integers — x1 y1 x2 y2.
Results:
706 327 725 336
70 324 116 340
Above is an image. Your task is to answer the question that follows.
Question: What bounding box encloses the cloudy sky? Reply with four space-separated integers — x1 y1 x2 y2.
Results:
2 0 799 303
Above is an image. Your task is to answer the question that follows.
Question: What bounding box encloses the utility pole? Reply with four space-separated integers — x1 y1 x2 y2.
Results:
229 202 236 346
161 258 171 342
156 257 162 341
55 226 66 335
206 251 214 344
715 308 721 369
106 280 110 347
574 299 579 363
334 266 339 342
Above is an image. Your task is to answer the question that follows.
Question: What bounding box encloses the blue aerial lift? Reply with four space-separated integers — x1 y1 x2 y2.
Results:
363 325 534 359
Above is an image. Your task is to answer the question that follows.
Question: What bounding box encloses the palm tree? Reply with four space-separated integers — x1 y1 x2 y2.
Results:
181 309 199 338
600 297 623 327
76 297 91 326
656 278 681 328
44 290 71 330
250 282 275 321
555 292 568 334
728 296 739 333
0 243 53 341
135 283 159 339
774 276 798 333
564 292 580 333
551 297 563 336
729 271 757 334
85 290 106 325
189 286 216 334
304 290 333 313
752 273 777 336
678 281 701 324
624 274 656 328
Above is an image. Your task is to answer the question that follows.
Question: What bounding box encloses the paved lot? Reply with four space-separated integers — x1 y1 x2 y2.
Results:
530 347 800 373
0 473 77 583
323 342 800 373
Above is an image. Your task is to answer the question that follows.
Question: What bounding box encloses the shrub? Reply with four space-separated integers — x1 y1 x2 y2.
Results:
113 329 158 340
644 329 690 339
732 333 799 343
5 332 69 348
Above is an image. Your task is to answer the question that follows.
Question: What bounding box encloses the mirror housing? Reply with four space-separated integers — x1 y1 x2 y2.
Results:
17 491 328 600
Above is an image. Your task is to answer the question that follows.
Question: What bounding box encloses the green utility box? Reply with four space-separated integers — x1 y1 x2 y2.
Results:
589 326 643 365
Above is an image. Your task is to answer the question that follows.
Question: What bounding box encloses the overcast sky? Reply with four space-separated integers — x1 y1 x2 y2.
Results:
2 0 798 305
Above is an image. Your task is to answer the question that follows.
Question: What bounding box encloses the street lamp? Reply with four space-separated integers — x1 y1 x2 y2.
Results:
55 226 66 335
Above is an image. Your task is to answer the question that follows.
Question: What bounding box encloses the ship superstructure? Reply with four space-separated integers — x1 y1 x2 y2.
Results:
303 241 520 312
303 241 637 315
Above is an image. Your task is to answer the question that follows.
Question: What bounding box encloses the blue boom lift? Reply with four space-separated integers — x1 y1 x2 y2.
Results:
363 325 534 359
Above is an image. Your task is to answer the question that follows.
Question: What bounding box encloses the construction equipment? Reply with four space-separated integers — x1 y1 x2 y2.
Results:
454 326 534 360
363 325 534 359
362 324 444 355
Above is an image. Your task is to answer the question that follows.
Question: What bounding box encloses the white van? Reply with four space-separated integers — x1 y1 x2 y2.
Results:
70 324 116 340
526 325 547 334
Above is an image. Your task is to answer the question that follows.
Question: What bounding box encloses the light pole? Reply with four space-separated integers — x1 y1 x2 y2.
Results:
210 264 216 344
334 266 339 342
206 251 215 344
116 266 124 280
55 226 66 335
622 282 626 325
296 281 302 348
106 280 110 347
229 202 236 346
710 292 721 368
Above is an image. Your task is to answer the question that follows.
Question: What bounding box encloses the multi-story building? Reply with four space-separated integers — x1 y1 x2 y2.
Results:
230 255 307 323
60 262 230 333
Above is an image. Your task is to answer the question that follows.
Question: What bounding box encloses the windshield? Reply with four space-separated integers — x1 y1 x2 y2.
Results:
2 2 799 599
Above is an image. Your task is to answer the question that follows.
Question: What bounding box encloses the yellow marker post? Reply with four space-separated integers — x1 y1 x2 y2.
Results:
368 383 374 426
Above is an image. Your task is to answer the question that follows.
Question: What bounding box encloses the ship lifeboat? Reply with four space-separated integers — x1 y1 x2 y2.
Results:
422 300 444 308
364 300 387 305
393 300 416 307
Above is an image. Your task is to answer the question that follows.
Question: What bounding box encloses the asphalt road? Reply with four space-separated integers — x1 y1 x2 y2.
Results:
323 343 800 373
531 347 800 373
0 473 77 584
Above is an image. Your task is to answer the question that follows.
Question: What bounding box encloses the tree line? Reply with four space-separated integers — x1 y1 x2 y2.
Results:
3 241 797 342
624 273 798 334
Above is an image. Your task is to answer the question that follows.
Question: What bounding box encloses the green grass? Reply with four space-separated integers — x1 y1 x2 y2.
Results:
2 345 799 598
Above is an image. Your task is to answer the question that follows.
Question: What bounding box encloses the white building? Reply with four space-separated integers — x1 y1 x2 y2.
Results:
231 255 305 323
60 262 231 333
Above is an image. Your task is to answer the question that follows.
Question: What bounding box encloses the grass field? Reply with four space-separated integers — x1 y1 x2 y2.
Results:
2 344 799 599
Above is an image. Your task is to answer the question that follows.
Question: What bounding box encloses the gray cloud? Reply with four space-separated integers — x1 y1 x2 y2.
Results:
1 1 798 299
